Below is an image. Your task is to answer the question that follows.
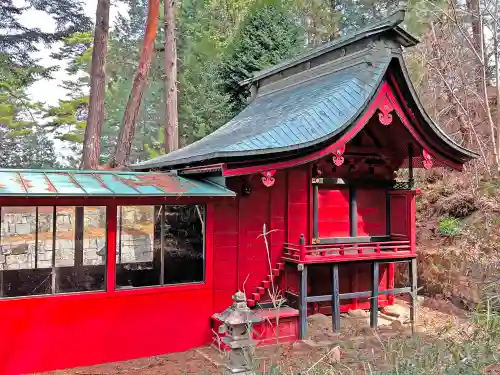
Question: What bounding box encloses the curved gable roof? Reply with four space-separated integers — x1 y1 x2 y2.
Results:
133 10 477 171
134 45 392 170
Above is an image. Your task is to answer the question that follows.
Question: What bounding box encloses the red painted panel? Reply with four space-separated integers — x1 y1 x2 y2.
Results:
287 166 309 244
357 189 386 236
213 201 238 312
0 287 213 375
318 188 350 238
390 194 408 237
237 178 271 297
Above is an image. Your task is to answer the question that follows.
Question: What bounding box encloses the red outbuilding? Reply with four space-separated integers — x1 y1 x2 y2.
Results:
0 9 476 374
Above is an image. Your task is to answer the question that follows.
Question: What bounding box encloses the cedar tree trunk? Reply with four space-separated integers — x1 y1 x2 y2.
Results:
82 0 110 170
164 0 179 152
110 0 160 168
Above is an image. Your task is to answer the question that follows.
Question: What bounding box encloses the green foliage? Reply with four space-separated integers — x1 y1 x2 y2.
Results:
439 216 461 236
220 0 305 113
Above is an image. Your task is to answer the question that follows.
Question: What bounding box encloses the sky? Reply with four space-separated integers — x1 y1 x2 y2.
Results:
20 0 127 106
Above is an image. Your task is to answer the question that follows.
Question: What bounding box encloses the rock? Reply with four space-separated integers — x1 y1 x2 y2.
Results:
307 313 331 326
328 346 341 363
347 309 369 318
381 306 401 317
361 326 375 336
291 341 311 352
390 320 404 332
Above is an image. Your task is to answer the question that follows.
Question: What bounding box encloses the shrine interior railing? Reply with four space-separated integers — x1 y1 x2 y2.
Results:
283 236 414 263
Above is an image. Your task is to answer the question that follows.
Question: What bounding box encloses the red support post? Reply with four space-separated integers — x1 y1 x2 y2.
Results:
388 263 395 304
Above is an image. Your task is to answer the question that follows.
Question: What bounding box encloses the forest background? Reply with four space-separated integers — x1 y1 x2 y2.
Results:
3 0 500 310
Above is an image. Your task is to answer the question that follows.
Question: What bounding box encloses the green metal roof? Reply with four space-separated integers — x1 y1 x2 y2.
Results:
0 169 235 197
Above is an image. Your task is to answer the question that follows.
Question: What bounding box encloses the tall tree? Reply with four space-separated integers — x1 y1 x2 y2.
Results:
220 0 305 113
164 0 179 152
110 0 161 168
82 0 110 169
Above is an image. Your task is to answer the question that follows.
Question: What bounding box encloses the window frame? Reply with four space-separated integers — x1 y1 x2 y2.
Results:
0 196 214 301
115 204 206 290
0 205 108 299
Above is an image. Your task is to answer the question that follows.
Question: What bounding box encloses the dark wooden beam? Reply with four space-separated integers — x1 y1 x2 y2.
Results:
363 128 383 148
349 186 357 237
386 191 391 236
34 206 39 269
299 265 308 340
332 264 340 332
370 261 379 328
51 206 57 294
312 178 394 188
313 184 319 239
315 235 392 245
408 143 414 188
305 286 412 303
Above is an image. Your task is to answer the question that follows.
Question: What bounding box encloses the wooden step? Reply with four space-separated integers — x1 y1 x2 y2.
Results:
247 299 256 307
257 287 265 295
262 280 270 288
277 262 285 270
272 269 280 276
252 293 261 302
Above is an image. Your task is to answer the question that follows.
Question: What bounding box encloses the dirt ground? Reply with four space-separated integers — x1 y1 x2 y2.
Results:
37 297 470 375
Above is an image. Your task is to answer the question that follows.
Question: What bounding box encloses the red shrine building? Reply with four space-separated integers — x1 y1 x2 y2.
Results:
0 10 476 375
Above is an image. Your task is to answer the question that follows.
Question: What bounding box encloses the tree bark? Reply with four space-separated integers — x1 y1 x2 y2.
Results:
82 0 110 170
495 0 500 170
466 0 484 91
110 0 161 168
164 0 179 152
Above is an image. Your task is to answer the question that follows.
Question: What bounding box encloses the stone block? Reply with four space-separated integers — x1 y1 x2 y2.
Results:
15 223 31 235
38 260 52 269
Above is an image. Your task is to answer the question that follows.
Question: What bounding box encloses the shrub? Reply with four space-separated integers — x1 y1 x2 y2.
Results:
439 216 461 236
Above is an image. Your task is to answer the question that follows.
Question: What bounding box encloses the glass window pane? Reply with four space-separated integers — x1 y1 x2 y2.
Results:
163 205 205 285
116 206 161 289
55 206 106 294
0 207 52 297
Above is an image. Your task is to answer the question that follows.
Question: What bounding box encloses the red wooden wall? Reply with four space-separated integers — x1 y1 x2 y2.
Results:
0 198 218 375
211 161 394 312
318 188 350 238
357 188 387 236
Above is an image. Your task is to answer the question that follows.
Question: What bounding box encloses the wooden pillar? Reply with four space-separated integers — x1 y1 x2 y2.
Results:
331 263 340 332
299 264 308 340
106 204 117 293
350 264 358 309
312 184 319 239
408 143 414 189
349 186 357 237
386 191 394 304
370 261 379 328
409 258 418 333
51 206 57 294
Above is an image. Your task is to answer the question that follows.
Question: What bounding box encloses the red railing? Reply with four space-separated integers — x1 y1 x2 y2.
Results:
283 238 413 263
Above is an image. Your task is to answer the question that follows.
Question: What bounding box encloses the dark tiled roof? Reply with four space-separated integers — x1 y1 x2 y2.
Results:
133 8 477 171
134 45 391 169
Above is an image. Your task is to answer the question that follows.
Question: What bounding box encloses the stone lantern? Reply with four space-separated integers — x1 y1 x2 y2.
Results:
213 291 263 375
